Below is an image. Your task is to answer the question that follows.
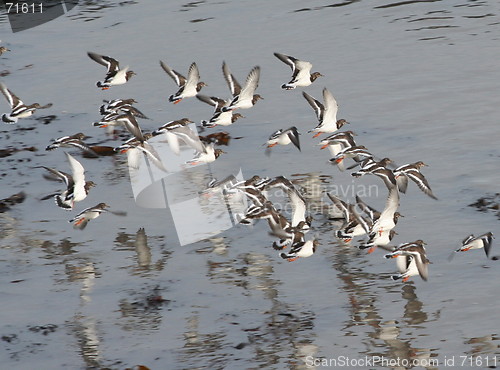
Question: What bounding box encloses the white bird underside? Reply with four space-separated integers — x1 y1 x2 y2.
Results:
371 186 400 235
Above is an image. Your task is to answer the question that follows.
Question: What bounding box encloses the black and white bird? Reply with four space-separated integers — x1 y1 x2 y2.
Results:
327 193 353 224
264 176 309 229
99 98 148 119
222 65 262 111
228 175 270 208
303 88 349 138
160 61 206 104
385 240 430 282
319 131 357 151
360 230 398 254
369 185 401 239
0 82 52 123
185 142 226 166
93 112 145 142
46 133 92 152
393 161 437 200
354 195 397 253
197 94 244 128
87 52 135 90
449 232 494 260
115 134 167 172
351 158 393 178
280 239 319 262
69 203 109 230
42 152 95 210
371 167 399 191
334 203 373 243
329 145 372 167
152 118 205 155
273 52 323 90
319 131 357 171
265 126 301 153
222 61 263 108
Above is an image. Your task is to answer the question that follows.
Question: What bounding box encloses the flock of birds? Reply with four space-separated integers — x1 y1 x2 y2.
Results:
0 46 495 282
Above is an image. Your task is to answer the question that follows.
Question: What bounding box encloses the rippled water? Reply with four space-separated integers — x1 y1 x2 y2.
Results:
0 0 499 369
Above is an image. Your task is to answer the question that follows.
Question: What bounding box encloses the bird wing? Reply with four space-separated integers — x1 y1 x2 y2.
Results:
121 105 149 120
42 166 73 187
396 173 409 193
322 88 338 123
239 66 260 100
462 234 475 245
185 62 200 89
66 152 87 201
372 168 397 190
290 60 313 83
222 61 242 96
170 126 205 154
349 204 372 234
327 193 350 222
414 250 429 281
118 114 144 142
196 95 227 112
273 52 297 72
87 52 120 72
405 169 437 200
125 147 142 169
0 82 22 109
372 186 400 232
196 94 217 107
480 232 494 257
164 131 181 156
383 185 400 217
160 60 186 86
65 152 85 185
355 195 380 221
137 142 168 172
289 191 307 227
287 127 301 151
302 91 324 121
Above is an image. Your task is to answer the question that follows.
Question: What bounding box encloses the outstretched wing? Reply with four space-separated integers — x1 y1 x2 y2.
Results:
87 52 120 73
160 60 186 86
0 82 23 109
302 91 324 121
222 61 242 96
